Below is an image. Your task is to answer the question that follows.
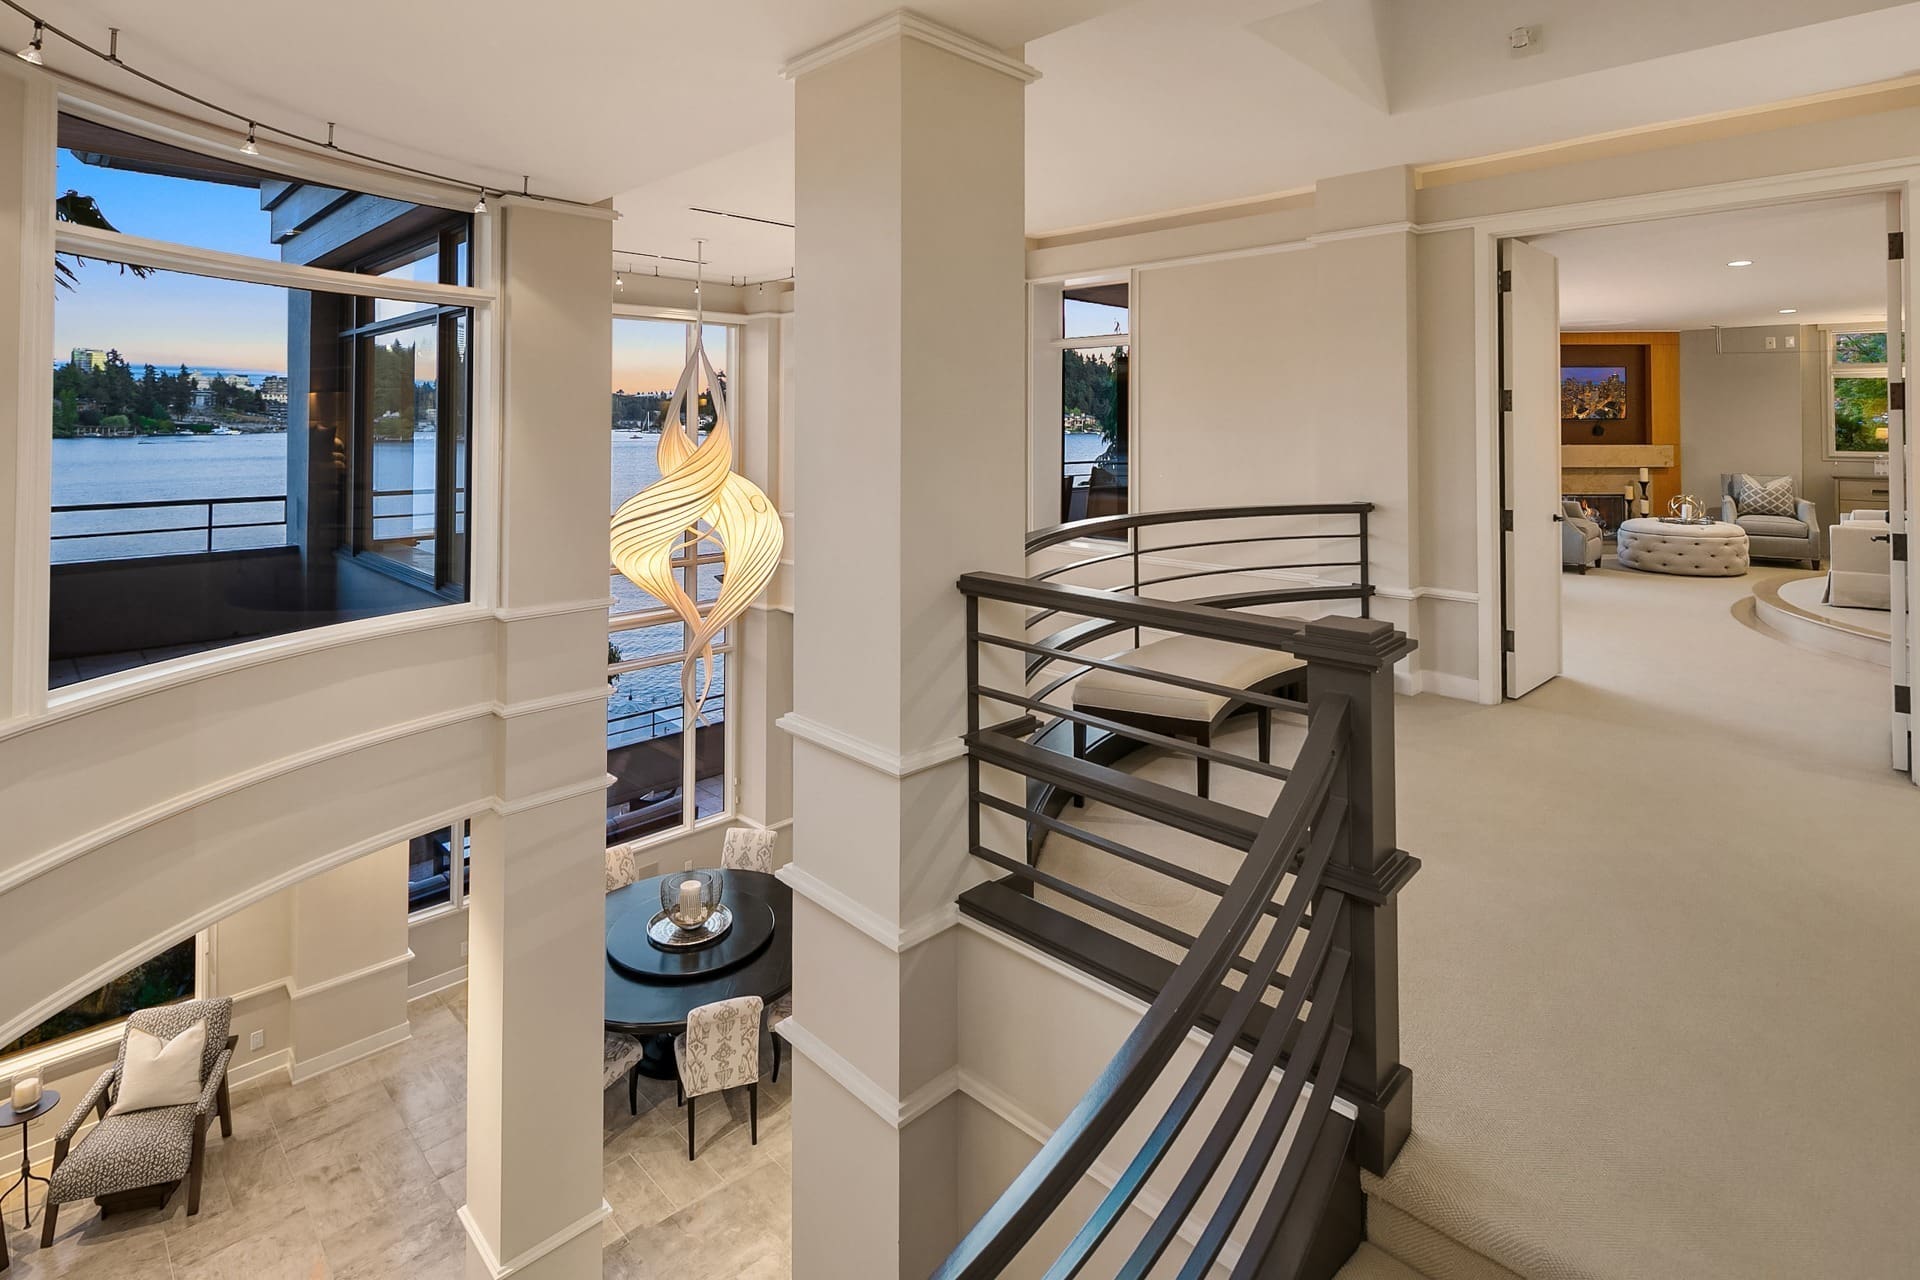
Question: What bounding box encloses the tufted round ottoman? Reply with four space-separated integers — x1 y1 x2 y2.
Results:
1616 518 1749 576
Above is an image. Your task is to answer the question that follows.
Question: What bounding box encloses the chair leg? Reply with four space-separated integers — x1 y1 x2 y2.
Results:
628 1064 640 1117
676 1075 683 1108
40 1199 57 1248
750 1082 759 1146
187 1119 207 1215
686 1095 696 1162
772 1031 782 1084
216 1074 233 1140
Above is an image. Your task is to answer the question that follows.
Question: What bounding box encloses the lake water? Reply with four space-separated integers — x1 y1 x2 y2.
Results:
50 432 717 729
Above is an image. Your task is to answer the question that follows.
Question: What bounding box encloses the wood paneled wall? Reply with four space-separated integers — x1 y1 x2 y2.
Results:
1561 332 1681 514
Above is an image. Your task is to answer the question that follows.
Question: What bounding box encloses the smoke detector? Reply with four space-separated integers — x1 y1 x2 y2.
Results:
1508 26 1538 53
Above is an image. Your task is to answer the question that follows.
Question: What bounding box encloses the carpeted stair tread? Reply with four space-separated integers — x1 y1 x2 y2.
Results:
1334 1241 1431 1280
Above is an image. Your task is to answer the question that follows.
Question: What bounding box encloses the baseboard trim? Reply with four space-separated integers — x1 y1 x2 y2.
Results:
1417 670 1482 701
228 1047 293 1090
290 1021 411 1084
408 967 469 1002
457 1200 613 1279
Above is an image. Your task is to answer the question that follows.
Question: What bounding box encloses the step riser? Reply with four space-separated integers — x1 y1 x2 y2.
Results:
1367 1201 1525 1280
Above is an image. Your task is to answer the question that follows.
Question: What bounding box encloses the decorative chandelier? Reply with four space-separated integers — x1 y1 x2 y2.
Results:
610 246 782 721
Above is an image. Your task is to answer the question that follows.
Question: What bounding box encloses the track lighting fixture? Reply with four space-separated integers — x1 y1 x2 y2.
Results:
616 272 625 290
241 122 259 155
473 193 488 214
17 20 43 64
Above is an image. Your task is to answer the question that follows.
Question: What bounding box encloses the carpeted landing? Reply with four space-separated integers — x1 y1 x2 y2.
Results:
1036 564 1919 1278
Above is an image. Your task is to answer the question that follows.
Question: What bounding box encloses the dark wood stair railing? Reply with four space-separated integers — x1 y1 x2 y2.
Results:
944 522 1416 1280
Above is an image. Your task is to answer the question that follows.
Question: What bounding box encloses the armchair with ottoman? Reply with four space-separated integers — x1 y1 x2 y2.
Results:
1721 473 1821 568
41 996 235 1245
1828 509 1893 609
1561 499 1603 571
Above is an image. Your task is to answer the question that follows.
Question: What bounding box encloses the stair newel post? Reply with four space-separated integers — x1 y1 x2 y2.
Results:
1291 615 1420 1176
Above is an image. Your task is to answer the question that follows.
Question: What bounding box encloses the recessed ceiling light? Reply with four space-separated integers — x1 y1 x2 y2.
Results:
1779 308 1797 314
1726 259 1754 268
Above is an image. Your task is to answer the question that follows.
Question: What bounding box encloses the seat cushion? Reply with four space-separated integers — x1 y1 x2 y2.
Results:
602 1033 644 1089
1072 635 1304 723
47 1105 196 1203
1734 514 1811 540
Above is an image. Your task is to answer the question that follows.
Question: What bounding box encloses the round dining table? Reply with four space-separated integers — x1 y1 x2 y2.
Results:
604 867 792 1079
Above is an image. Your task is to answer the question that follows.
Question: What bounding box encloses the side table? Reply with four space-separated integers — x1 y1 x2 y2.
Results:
0 1089 61 1232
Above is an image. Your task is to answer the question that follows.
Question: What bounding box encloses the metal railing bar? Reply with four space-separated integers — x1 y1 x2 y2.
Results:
1043 823 1343 1279
1132 561 1363 591
970 686 1294 782
1222 1024 1355 1280
977 635 1311 715
53 523 228 540
973 789 1335 930
931 699 1348 1280
967 731 1267 853
50 495 285 513
975 574 1354 647
1027 503 1374 556
1124 531 1362 559
1113 909 1351 1280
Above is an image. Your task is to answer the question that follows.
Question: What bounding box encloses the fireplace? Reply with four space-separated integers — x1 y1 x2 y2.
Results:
1568 493 1628 532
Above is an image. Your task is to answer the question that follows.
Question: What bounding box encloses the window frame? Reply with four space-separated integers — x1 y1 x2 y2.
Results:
1826 325 1892 458
407 819 473 922
606 315 744 850
1052 282 1132 533
36 112 497 717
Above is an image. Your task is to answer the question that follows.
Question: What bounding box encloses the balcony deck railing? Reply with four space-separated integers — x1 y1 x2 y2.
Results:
50 495 288 562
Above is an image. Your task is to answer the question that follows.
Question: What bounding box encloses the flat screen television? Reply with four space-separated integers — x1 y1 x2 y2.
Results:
1561 366 1627 420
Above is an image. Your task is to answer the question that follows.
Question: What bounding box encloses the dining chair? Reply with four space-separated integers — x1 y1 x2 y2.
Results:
765 991 794 1083
604 1033 645 1117
719 827 777 874
673 995 762 1161
605 843 640 893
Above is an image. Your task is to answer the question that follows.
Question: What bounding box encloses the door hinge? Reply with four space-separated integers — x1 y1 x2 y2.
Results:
1497 269 1512 293
1501 389 1514 412
1891 381 1906 412
1897 684 1912 716
1502 629 1515 653
1501 508 1514 532
1895 532 1909 563
1891 231 1906 261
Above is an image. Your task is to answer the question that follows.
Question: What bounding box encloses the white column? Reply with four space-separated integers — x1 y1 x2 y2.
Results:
0 62 55 720
784 16 1032 1279
460 199 614 1280
738 305 795 842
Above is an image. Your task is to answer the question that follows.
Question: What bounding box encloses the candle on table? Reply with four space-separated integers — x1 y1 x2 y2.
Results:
11 1076 40 1111
1624 484 1634 504
678 878 702 922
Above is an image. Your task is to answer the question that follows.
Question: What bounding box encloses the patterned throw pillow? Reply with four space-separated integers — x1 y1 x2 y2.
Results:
1733 474 1796 518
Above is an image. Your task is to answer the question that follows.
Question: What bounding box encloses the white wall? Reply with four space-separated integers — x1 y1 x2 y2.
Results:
1679 327 1807 502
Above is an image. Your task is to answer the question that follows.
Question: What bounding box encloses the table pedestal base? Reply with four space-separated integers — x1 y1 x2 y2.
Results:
636 1033 679 1081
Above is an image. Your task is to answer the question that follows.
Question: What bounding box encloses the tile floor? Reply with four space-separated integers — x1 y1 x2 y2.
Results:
0 987 793 1278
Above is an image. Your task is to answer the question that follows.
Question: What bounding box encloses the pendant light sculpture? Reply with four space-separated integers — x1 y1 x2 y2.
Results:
611 248 781 722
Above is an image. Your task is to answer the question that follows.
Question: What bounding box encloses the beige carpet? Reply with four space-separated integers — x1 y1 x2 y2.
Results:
1037 563 1920 1278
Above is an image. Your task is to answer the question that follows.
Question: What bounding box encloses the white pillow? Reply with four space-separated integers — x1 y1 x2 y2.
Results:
111 1020 206 1115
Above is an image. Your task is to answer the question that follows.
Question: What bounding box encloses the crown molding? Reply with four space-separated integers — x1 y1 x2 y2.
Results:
782 9 1040 85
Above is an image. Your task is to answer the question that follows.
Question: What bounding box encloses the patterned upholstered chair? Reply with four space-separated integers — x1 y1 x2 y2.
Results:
765 989 794 1084
605 842 641 893
673 996 762 1161
42 997 236 1245
719 827 777 874
603 1033 646 1117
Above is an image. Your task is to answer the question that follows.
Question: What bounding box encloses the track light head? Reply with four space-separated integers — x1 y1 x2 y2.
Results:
241 122 259 156
17 21 45 65
473 193 488 214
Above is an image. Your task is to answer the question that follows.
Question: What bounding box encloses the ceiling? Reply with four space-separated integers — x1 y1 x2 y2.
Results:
1530 196 1891 332
24 1 1920 279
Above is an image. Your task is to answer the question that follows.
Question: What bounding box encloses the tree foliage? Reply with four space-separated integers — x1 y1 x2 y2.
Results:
1063 346 1128 446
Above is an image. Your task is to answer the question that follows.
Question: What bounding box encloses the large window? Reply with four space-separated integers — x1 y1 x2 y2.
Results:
606 317 735 846
1059 284 1130 527
47 116 478 689
1828 328 1891 456
407 821 472 916
1 940 195 1057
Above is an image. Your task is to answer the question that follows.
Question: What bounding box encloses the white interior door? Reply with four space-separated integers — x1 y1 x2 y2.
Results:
1500 238 1564 698
1886 194 1913 779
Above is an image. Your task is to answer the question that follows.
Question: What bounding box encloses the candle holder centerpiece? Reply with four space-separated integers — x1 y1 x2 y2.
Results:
647 869 734 950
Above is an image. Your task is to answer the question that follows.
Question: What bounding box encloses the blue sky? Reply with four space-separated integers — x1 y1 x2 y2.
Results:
53 149 291 374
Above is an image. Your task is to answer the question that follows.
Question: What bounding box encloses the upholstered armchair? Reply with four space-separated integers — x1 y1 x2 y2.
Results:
1561 499 1602 571
1829 510 1892 609
674 995 762 1160
719 827 777 874
41 997 235 1245
1721 474 1821 568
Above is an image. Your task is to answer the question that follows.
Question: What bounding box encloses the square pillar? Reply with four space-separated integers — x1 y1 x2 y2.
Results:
460 199 613 1280
783 16 1033 1279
